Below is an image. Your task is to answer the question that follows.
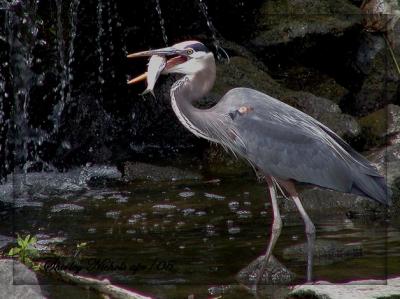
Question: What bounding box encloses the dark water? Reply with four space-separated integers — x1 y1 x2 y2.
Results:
2 175 399 298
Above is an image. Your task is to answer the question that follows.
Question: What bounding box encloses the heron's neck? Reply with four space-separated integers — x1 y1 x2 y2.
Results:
170 59 217 140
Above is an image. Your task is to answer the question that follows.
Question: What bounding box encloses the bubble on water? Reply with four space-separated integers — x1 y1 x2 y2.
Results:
226 220 234 228
179 245 185 250
228 201 239 211
51 203 84 213
179 191 195 198
228 227 241 235
205 192 225 200
105 210 120 219
195 211 207 217
128 218 138 225
292 235 299 240
88 228 96 234
236 210 252 219
152 204 176 211
182 208 196 216
206 224 216 236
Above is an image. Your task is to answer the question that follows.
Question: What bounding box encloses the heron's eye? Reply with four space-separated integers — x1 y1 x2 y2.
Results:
186 48 194 55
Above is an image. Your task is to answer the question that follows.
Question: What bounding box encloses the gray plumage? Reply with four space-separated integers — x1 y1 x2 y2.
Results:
213 88 391 205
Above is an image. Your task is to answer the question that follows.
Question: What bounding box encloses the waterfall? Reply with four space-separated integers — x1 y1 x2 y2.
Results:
197 0 226 61
155 0 168 46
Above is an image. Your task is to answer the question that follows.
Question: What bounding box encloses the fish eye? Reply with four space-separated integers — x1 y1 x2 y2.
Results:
186 48 194 55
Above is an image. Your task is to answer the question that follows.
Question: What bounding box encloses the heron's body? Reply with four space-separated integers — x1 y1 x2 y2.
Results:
128 41 391 285
168 52 390 204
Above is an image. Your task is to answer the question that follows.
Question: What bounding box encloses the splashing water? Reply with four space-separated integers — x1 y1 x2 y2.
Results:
196 0 228 62
6 0 41 191
96 0 105 88
154 0 168 46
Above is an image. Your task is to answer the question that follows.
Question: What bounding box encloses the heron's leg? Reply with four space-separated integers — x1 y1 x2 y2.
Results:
279 180 315 282
255 176 282 286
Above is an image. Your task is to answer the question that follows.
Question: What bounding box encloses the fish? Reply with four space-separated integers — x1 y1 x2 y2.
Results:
141 55 166 97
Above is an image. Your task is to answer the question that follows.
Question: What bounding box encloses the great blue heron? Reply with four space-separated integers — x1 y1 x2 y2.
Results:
127 41 391 285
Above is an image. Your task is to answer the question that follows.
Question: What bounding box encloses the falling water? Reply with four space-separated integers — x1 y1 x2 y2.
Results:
53 0 67 133
106 0 115 79
96 0 105 88
66 0 79 103
196 0 227 61
154 0 168 46
6 0 40 191
51 0 79 135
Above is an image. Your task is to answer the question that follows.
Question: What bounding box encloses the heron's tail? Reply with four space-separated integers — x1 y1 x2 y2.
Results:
350 173 392 206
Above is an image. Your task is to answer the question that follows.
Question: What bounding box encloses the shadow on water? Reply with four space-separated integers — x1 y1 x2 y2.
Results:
1 175 399 298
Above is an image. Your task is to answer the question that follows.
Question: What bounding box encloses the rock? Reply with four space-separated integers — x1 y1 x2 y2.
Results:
0 235 14 249
289 276 400 299
123 162 202 182
0 165 122 202
0 259 45 298
278 65 349 104
251 0 362 47
282 187 381 215
236 255 295 285
368 143 400 212
283 240 363 266
351 33 400 116
359 104 400 147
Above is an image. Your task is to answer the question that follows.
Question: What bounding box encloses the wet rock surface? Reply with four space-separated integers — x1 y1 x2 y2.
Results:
349 32 400 116
237 255 296 285
0 165 122 202
0 259 44 299
282 187 382 215
289 276 400 299
123 162 202 182
283 240 363 266
251 0 362 48
0 235 14 249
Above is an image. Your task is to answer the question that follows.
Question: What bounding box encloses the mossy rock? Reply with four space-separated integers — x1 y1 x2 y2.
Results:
359 104 400 146
252 0 362 47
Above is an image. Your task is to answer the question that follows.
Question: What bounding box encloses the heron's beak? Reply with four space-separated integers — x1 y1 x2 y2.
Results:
127 47 181 59
127 46 187 86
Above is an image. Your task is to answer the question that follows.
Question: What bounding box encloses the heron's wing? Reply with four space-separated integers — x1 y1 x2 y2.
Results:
214 88 377 192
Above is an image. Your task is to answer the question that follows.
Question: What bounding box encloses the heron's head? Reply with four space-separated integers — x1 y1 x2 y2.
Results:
127 41 214 92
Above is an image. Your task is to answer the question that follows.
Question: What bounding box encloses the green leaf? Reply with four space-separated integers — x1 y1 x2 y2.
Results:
8 247 21 256
17 238 24 247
